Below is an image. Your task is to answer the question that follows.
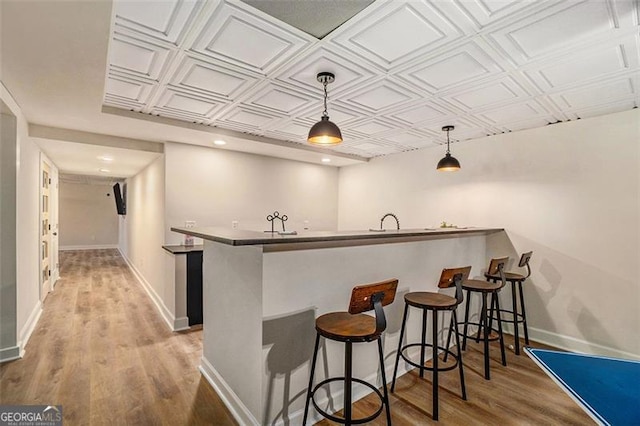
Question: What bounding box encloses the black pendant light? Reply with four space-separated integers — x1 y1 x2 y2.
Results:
437 125 461 172
308 72 342 146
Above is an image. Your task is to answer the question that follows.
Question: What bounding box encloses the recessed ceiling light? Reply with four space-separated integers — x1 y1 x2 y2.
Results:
97 155 113 162
213 140 227 146
98 168 110 173
321 158 331 163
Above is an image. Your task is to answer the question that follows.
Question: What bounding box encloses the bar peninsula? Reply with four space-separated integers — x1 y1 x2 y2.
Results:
171 226 503 425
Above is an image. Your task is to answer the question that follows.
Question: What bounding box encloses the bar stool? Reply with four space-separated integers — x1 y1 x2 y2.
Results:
303 278 398 426
485 251 533 355
390 266 470 421
461 259 508 380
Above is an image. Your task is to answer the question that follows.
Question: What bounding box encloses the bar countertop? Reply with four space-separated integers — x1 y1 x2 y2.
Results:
170 226 503 247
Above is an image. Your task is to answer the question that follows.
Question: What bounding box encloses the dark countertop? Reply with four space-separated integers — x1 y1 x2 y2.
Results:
170 226 503 247
162 244 204 254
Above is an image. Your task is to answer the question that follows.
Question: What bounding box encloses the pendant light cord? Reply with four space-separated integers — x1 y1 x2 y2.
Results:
323 81 329 117
446 128 451 154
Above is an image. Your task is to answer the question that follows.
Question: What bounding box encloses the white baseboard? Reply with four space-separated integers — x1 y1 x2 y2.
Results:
118 248 177 332
199 356 259 426
60 244 118 251
174 316 190 331
526 326 640 360
17 301 43 357
0 345 20 363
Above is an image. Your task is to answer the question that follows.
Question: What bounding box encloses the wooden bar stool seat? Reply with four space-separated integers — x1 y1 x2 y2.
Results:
391 267 470 421
303 279 398 426
484 251 533 355
460 259 508 380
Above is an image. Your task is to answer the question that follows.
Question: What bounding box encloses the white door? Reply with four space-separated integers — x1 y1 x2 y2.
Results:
40 159 51 301
50 166 59 285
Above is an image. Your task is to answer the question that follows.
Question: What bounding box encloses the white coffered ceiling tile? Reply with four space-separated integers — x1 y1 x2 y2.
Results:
549 77 636 111
188 0 314 75
346 119 396 137
241 82 314 115
479 100 550 125
382 130 437 149
450 0 540 29
114 0 202 45
569 100 637 120
398 42 505 93
273 46 377 95
151 89 226 123
389 101 452 126
109 31 174 81
263 120 311 142
479 100 557 132
328 1 465 71
486 0 632 66
338 79 417 113
216 106 282 131
447 76 531 111
168 55 259 101
524 36 639 92
104 72 156 107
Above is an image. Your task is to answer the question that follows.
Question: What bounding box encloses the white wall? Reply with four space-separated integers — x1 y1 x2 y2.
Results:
1 110 18 361
59 181 119 249
164 142 339 245
1 82 43 361
118 156 171 327
338 109 640 358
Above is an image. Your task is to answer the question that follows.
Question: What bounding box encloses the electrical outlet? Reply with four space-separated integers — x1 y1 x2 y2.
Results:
232 220 239 229
303 220 310 230
185 220 196 228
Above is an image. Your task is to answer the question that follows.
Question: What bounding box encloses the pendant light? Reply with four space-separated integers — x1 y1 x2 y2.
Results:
308 72 342 146
436 125 461 172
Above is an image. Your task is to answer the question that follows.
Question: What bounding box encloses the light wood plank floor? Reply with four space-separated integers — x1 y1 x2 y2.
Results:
1 249 593 425
0 249 236 425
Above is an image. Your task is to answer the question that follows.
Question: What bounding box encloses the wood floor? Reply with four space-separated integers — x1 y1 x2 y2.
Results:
0 249 236 425
0 249 593 425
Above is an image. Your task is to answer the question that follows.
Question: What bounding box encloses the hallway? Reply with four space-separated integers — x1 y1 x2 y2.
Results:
0 249 237 425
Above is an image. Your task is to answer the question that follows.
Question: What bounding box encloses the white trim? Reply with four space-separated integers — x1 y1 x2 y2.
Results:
118 248 177 332
199 356 260 426
17 301 43 357
0 345 20 363
526 326 640 361
174 316 190 331
60 244 118 251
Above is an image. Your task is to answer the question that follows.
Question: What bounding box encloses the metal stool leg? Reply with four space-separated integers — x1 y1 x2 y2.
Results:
494 294 507 366
303 333 321 425
431 309 439 421
452 310 467 400
510 281 520 355
420 309 427 378
344 341 353 426
443 312 453 362
377 339 392 426
462 290 471 350
481 293 490 380
391 304 409 392
518 281 530 345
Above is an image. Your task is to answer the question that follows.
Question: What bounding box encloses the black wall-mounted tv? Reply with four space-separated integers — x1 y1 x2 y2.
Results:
113 182 126 215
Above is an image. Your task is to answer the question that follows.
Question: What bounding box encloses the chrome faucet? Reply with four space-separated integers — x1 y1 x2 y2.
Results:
380 213 400 230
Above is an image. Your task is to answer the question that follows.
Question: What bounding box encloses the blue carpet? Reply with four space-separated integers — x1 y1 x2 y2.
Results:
525 348 640 426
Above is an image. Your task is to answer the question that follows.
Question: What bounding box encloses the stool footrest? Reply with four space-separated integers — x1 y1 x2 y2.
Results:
458 321 502 342
310 377 384 425
491 308 526 323
398 343 461 373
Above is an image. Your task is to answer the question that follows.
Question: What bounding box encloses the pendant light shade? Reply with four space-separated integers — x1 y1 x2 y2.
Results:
308 72 342 146
437 125 460 172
